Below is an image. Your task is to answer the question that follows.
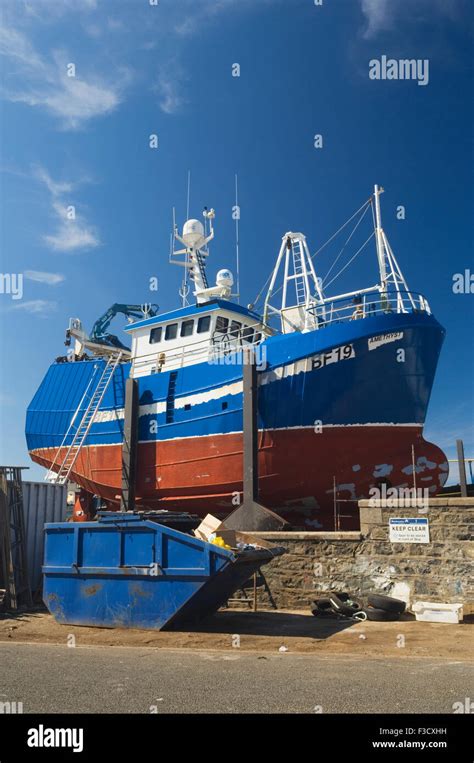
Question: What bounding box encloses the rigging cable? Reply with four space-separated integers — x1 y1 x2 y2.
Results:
251 196 372 309
322 201 372 287
323 231 375 290
310 197 372 261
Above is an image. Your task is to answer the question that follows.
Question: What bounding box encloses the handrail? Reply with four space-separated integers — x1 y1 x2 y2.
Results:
131 316 273 375
132 329 266 375
125 289 432 375
307 288 431 329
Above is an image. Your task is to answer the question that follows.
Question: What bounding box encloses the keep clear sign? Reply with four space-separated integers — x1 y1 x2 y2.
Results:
389 517 430 544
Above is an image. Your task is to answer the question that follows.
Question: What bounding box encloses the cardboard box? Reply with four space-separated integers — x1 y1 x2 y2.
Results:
193 514 274 550
193 514 237 548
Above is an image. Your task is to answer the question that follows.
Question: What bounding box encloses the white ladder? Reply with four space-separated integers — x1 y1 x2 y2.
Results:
45 353 122 485
291 239 307 305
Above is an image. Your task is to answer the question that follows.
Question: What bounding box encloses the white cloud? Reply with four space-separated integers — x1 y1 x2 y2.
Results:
360 0 465 39
0 22 45 70
9 299 57 315
157 80 183 114
153 65 186 114
360 0 393 38
107 18 125 32
35 166 100 253
44 201 100 252
22 0 98 22
33 166 73 196
174 0 263 37
0 22 129 129
24 270 65 285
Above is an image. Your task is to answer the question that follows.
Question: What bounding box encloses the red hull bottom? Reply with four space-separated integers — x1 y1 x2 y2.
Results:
31 426 448 529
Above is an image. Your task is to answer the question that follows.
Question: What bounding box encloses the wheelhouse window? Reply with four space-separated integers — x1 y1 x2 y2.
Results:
165 323 178 340
149 326 162 344
215 316 229 334
242 326 254 343
181 319 194 337
197 315 211 334
230 320 242 338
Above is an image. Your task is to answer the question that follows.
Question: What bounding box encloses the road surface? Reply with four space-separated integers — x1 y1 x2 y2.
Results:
1 643 472 714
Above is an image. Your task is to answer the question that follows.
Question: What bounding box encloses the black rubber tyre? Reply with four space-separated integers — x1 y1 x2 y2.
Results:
332 591 350 602
367 594 406 614
310 607 335 617
329 595 359 618
312 598 332 610
364 607 400 622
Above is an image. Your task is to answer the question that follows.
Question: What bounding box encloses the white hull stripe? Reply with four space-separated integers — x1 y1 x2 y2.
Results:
94 354 355 424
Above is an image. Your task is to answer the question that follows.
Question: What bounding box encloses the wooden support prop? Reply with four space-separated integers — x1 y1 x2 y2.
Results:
456 439 468 498
120 378 139 512
225 348 288 531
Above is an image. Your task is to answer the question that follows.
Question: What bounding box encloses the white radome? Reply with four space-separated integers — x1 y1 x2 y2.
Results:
216 269 234 288
182 219 205 248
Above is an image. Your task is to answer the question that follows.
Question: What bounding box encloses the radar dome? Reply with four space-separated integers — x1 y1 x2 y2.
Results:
182 219 205 248
216 269 234 288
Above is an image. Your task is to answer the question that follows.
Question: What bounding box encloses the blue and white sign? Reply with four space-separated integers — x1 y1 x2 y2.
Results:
389 517 430 544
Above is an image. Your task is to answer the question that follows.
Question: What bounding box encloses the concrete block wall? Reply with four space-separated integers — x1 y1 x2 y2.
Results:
246 498 473 612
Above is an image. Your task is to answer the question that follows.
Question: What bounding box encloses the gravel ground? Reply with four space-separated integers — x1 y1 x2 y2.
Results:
0 608 472 659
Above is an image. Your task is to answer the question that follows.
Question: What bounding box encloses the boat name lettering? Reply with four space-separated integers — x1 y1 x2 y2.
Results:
368 332 404 350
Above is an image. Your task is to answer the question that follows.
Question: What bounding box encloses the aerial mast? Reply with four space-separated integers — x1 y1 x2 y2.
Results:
374 184 387 292
170 209 235 304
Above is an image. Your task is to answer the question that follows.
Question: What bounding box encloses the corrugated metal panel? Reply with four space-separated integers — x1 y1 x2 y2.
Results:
22 481 68 593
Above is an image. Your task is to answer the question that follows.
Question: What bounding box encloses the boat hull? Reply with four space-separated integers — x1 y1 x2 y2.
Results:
26 311 448 529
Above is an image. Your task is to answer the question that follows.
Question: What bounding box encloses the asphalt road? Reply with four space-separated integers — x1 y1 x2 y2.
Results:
1 643 472 714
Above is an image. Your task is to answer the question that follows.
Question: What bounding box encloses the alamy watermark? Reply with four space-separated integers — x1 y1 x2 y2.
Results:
0 273 23 300
452 697 474 713
27 725 83 753
207 344 267 370
369 485 430 509
452 269 473 294
369 56 429 87
0 699 23 713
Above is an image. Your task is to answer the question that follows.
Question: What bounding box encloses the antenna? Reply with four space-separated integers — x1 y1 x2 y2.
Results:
186 170 191 220
234 173 240 298
182 173 191 306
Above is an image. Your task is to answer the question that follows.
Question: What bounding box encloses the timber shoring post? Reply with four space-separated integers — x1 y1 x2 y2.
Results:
457 439 468 498
120 377 139 512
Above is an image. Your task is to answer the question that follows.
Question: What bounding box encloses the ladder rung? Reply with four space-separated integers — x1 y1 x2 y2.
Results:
47 353 122 484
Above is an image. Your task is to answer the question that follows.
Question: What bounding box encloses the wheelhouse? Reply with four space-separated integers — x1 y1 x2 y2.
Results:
125 299 271 377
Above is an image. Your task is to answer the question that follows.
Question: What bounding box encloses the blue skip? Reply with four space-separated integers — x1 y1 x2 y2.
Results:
42 513 284 630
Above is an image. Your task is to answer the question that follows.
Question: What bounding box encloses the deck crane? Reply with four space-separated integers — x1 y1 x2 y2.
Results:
89 303 159 349
65 303 158 357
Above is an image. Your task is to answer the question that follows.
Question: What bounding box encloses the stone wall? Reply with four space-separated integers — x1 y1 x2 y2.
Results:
245 498 473 612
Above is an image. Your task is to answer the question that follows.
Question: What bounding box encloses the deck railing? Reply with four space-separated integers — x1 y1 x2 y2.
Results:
131 319 270 376
111 289 433 377
307 288 431 329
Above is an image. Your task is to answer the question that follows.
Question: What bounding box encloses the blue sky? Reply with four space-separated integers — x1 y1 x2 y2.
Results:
0 0 473 483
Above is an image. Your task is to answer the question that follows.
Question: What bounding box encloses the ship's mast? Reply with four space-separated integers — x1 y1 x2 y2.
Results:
170 209 235 304
374 184 387 291
372 184 416 310
263 231 325 332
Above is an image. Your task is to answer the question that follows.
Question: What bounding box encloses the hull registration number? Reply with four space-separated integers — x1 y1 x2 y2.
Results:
311 344 355 370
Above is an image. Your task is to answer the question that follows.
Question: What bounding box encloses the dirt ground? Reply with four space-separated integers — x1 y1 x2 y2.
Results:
0 607 472 658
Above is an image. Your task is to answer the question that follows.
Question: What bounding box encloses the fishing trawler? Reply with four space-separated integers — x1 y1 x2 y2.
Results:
25 186 448 528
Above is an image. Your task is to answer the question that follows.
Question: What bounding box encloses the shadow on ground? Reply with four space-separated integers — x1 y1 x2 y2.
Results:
176 610 357 639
